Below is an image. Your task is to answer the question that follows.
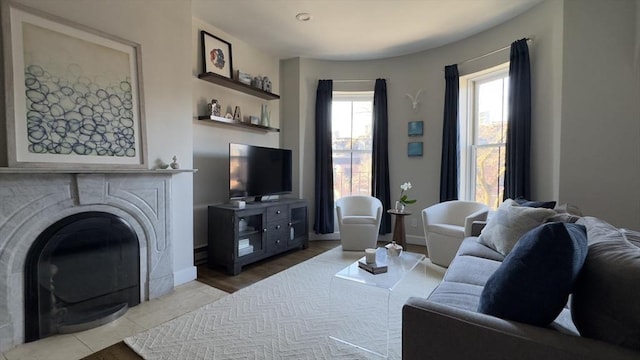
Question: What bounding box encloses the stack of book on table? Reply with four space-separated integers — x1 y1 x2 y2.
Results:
238 238 253 256
358 258 388 274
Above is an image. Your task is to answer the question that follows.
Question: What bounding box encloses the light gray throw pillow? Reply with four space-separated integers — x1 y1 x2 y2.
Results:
478 199 556 256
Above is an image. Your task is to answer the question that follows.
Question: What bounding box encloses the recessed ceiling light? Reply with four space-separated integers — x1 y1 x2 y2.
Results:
295 12 312 22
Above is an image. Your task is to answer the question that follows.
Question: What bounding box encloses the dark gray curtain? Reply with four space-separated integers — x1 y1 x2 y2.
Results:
372 79 391 234
440 64 459 202
313 80 334 234
503 39 531 200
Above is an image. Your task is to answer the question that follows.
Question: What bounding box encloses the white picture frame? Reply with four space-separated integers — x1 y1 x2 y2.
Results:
1 1 147 168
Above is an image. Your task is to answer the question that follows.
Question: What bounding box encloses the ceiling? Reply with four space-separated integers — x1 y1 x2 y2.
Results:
192 0 543 61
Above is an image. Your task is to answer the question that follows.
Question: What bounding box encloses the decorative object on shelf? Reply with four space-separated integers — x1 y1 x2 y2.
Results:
236 70 252 85
252 76 263 90
408 142 423 157
155 158 171 169
233 106 242 121
396 181 416 212
261 104 271 127
385 241 403 256
406 89 422 110
408 121 424 136
3 3 147 168
250 116 260 125
262 76 272 93
208 99 221 118
225 113 234 120
170 156 180 169
200 30 233 78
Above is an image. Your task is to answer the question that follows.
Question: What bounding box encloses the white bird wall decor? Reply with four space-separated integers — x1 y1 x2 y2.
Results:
406 89 423 110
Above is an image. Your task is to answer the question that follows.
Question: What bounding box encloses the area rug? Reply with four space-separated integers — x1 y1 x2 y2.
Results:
125 247 445 359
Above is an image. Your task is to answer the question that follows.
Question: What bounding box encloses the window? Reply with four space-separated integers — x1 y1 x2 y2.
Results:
460 65 509 209
331 92 374 200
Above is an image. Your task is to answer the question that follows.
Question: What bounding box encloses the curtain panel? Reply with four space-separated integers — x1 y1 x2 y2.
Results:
503 38 531 200
372 78 391 234
440 64 460 202
313 80 335 234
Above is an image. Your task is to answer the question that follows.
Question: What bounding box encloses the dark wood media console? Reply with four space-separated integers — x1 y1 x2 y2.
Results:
207 199 308 275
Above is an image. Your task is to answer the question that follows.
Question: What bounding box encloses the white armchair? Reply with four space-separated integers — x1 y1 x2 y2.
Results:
336 195 383 251
422 200 489 267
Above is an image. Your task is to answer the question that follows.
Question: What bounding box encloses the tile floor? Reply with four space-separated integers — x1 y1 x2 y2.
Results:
2 281 228 360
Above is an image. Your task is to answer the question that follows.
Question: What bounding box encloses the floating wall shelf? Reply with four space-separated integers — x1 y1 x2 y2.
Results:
197 72 280 100
197 115 280 133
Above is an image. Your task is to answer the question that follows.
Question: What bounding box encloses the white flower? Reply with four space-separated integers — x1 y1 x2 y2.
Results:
400 182 412 191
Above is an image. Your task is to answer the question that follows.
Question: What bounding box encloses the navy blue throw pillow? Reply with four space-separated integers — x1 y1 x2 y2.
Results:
478 222 588 326
514 198 557 209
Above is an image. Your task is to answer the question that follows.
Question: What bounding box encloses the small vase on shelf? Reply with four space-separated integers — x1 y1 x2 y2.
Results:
394 201 405 212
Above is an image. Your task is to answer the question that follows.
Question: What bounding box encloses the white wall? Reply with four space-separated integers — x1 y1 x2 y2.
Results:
559 0 640 228
191 17 281 250
282 0 564 243
3 0 196 284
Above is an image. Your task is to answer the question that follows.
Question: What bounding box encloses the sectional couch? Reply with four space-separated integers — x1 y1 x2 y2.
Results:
402 205 640 360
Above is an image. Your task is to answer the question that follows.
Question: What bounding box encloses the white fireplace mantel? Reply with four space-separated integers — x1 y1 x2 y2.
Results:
0 168 193 352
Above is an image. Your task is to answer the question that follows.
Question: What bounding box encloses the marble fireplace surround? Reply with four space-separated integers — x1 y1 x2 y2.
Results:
0 169 182 352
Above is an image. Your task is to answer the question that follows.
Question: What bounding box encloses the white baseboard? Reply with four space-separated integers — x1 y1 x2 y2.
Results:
174 266 197 286
406 234 425 246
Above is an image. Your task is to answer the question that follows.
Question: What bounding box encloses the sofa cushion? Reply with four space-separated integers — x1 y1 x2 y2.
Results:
514 198 557 209
544 212 581 224
427 281 484 312
478 222 588 326
571 217 640 351
444 254 502 287
478 199 556 255
456 237 505 262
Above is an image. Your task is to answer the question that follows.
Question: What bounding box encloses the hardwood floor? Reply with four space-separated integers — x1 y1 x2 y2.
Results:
81 240 427 359
197 240 341 293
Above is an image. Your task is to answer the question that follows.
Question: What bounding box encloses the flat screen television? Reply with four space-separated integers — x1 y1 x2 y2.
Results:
229 143 292 201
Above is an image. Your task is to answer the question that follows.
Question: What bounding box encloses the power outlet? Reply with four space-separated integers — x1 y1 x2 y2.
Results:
411 218 418 227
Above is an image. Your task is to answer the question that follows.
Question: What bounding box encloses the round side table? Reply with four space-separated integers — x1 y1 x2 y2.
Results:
387 209 411 249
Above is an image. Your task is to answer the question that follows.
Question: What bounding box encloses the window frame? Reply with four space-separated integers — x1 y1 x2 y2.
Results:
331 91 374 198
459 63 510 206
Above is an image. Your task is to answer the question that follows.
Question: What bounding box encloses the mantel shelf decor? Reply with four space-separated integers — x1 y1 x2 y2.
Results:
197 72 280 100
197 115 280 133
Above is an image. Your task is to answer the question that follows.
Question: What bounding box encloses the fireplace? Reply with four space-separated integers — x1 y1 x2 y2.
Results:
24 212 140 342
0 171 176 352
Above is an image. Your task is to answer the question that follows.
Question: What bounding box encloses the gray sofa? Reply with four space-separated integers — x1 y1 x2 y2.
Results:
402 216 640 360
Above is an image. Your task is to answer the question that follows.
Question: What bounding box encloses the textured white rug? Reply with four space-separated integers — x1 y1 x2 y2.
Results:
125 246 445 359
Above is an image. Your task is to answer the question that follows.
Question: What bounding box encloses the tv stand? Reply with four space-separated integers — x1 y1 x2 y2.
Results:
207 199 308 275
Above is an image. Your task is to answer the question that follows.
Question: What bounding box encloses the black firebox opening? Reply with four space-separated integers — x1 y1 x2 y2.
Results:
25 211 140 342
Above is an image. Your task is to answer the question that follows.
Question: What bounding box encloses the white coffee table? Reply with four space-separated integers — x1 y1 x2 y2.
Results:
329 248 425 357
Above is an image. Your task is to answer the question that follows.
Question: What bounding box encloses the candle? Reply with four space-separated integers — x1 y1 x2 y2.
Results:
365 248 376 264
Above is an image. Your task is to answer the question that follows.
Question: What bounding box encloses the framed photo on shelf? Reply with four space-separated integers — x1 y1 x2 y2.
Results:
200 30 233 78
2 2 147 168
408 121 424 136
408 142 423 157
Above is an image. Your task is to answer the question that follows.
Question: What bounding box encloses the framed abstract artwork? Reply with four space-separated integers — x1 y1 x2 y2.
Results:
408 142 423 157
408 121 423 136
200 30 233 78
2 2 147 168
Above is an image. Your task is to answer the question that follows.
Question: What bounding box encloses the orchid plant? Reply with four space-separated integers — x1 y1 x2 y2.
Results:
398 182 417 206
